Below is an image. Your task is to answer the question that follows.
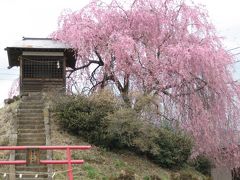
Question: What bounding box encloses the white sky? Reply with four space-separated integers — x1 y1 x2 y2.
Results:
0 0 240 106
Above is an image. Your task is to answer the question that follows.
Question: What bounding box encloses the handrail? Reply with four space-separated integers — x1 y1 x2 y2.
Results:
0 145 91 180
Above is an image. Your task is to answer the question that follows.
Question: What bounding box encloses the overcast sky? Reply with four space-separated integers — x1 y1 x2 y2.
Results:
0 0 240 107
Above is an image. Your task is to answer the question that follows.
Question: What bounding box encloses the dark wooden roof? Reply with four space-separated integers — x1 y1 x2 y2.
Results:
5 37 76 69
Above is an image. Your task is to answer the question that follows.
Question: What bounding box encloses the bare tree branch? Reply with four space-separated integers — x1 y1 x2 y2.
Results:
67 49 104 79
67 60 100 78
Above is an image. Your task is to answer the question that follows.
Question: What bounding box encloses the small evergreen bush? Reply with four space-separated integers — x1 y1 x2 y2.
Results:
104 108 141 149
104 108 193 169
190 155 212 176
149 128 193 169
103 107 160 154
55 90 117 144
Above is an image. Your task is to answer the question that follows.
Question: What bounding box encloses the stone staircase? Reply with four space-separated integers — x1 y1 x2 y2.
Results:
15 92 48 180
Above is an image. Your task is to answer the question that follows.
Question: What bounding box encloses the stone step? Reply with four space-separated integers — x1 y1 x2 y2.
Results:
17 136 46 143
19 101 43 105
15 154 47 160
19 106 43 109
18 116 43 119
18 124 45 128
15 157 47 161
15 153 47 160
18 112 43 115
15 150 47 154
15 151 47 155
18 136 46 141
18 123 44 127
18 116 43 120
18 130 45 133
19 117 44 121
16 178 48 180
18 121 44 125
22 92 42 95
21 98 43 101
21 98 43 102
18 128 45 131
18 132 46 137
21 95 42 100
16 165 47 172
18 124 44 129
17 141 46 146
17 140 46 144
18 120 43 124
17 142 46 146
15 172 48 179
18 129 45 133
18 107 44 111
18 116 44 123
18 117 43 121
18 109 43 113
17 141 47 145
18 129 45 131
15 150 47 155
16 93 48 179
21 100 44 104
17 137 46 142
19 104 43 108
17 139 46 144
20 101 44 105
18 125 45 128
17 131 45 135
18 128 45 132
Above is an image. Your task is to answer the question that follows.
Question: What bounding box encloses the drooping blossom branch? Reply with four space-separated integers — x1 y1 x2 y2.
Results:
53 0 240 167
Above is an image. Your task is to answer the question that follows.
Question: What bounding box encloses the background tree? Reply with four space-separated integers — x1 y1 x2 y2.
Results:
53 0 240 168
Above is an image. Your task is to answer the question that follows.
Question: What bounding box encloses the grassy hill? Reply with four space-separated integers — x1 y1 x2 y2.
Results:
0 101 211 180
50 112 209 180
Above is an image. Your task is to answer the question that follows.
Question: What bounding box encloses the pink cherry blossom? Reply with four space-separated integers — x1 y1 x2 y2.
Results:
53 0 240 167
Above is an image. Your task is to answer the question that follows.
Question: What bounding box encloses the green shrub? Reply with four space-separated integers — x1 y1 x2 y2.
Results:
149 129 193 169
104 108 142 149
55 90 117 144
55 92 193 169
190 155 212 176
104 108 193 169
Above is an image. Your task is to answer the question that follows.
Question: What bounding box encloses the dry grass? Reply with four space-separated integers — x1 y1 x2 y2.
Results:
0 102 18 175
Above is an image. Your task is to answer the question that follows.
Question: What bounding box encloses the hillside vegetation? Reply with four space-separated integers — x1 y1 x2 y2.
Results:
0 95 211 179
48 91 212 180
50 126 208 180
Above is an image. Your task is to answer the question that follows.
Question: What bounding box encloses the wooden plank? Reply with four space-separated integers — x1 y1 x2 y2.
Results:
22 51 64 56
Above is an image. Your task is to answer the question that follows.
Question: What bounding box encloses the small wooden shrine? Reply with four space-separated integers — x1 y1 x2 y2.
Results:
5 37 76 93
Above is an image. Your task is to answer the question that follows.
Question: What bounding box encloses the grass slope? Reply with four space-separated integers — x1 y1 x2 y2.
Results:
0 102 210 179
50 113 209 180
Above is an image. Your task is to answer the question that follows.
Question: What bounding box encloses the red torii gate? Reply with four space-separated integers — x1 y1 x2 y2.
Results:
0 145 91 180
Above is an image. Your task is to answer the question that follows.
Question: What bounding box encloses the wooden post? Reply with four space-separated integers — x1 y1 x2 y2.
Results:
63 56 67 92
27 148 40 165
19 56 23 94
